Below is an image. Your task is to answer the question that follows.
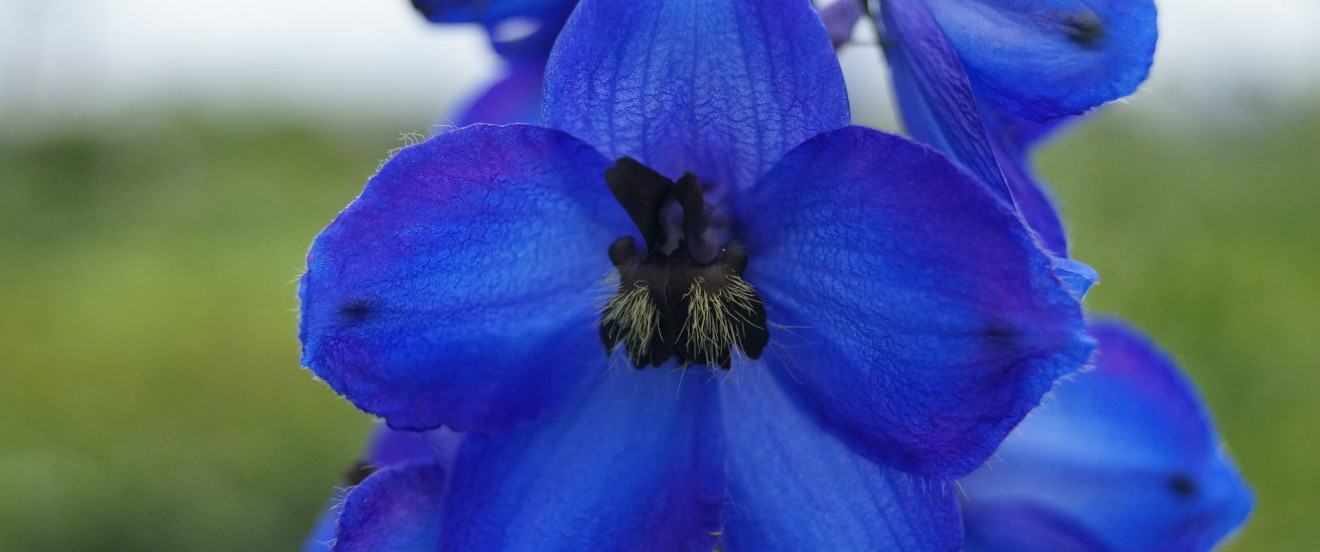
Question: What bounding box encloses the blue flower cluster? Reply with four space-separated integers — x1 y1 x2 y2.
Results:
298 1 1252 550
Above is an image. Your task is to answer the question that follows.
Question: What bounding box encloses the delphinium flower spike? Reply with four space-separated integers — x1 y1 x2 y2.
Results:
299 0 1093 549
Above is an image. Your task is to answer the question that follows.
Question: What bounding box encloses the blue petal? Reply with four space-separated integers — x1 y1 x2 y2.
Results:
1051 258 1097 301
962 504 1109 552
985 102 1080 150
819 0 866 47
732 125 1091 478
982 105 1072 256
880 0 1077 254
960 319 1253 551
922 0 1158 120
720 364 961 552
333 463 446 552
412 0 577 59
879 0 1011 202
364 427 435 466
300 124 632 433
302 427 457 551
301 497 341 552
412 0 566 24
439 367 723 552
544 0 849 191
455 57 547 126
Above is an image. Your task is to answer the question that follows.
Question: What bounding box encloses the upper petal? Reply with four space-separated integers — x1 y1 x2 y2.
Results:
720 363 961 552
300 124 631 433
922 0 1158 120
732 125 1091 478
959 319 1253 552
880 0 1075 255
438 367 724 552
332 462 446 552
544 0 849 191
880 0 1011 202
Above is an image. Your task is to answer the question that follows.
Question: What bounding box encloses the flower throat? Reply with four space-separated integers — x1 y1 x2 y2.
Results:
600 158 768 369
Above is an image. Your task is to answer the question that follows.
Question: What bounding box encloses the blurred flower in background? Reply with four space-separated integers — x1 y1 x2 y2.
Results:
0 0 1315 551
961 319 1253 552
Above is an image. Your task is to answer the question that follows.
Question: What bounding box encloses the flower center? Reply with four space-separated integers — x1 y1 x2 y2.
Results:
600 158 768 369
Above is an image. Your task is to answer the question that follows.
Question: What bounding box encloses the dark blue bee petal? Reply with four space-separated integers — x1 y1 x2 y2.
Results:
544 0 850 191
299 124 633 434
922 0 1157 120
719 363 962 552
733 125 1091 479
960 319 1254 551
439 367 724 552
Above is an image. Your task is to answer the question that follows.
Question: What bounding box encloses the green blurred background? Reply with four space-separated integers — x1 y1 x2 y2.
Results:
2 1 1318 550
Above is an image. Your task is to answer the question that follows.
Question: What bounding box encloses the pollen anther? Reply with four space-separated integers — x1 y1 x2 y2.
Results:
601 281 659 360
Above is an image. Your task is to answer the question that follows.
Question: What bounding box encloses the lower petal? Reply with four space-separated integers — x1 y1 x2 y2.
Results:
719 364 961 552
439 367 724 552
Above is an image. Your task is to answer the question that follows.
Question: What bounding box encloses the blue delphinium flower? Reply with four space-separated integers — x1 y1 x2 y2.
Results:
960 319 1254 552
299 0 1093 549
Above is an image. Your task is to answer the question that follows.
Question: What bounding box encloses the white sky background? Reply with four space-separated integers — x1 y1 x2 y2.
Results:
0 0 1317 134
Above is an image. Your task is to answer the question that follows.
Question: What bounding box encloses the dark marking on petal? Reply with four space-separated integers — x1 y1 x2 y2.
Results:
1064 12 1105 48
982 320 1022 347
339 300 373 323
1168 473 1198 499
